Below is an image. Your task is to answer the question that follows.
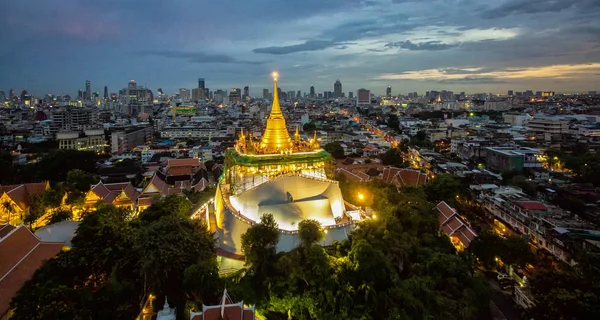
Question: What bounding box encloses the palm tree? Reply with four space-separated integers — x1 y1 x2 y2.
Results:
2 201 17 225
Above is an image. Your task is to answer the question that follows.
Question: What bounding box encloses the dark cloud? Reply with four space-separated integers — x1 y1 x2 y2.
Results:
253 40 338 55
482 0 582 19
436 77 507 84
385 40 458 51
138 50 269 65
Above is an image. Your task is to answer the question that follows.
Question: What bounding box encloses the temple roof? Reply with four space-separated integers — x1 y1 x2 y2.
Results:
259 72 294 153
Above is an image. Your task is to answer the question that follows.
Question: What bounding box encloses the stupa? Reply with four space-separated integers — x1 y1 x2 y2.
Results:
210 72 362 268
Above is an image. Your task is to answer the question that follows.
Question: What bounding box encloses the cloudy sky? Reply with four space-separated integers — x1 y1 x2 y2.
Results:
1 0 599 96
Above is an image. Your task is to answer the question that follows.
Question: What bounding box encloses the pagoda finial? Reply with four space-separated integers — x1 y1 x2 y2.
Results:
294 125 300 143
259 71 294 153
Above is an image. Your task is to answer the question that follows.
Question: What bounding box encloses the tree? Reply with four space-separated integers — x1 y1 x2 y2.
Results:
241 213 280 268
507 175 537 197
499 235 535 269
37 149 103 182
67 169 98 192
135 215 219 318
48 208 73 224
138 194 192 222
303 122 316 132
387 114 400 133
1 200 17 224
469 230 503 269
381 147 404 166
298 219 324 247
529 252 600 320
424 173 466 205
324 142 345 159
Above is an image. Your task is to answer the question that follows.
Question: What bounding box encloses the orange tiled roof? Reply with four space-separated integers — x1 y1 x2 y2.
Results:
0 182 49 211
166 158 201 169
435 201 477 248
0 226 63 316
168 166 193 176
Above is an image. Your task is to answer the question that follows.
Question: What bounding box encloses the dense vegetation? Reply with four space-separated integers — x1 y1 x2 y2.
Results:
10 197 221 320
228 180 492 319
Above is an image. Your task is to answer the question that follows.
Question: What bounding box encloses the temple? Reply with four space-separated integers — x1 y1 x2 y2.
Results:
211 72 361 270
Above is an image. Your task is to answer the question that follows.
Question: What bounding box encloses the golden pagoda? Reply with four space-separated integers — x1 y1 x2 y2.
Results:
259 72 294 153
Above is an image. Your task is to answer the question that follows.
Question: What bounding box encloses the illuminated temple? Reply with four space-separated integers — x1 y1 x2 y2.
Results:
211 72 361 267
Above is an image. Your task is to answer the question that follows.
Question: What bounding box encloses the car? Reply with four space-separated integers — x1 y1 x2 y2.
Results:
497 273 510 280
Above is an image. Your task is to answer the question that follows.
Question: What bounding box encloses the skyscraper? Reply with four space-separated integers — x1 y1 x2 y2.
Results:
386 86 392 98
9 89 15 99
507 90 514 96
296 90 301 99
85 80 91 101
309 86 315 98
357 89 370 104
348 92 353 100
0 91 5 103
104 86 109 100
243 86 249 100
78 89 83 100
198 78 206 91
262 88 269 99
334 80 342 98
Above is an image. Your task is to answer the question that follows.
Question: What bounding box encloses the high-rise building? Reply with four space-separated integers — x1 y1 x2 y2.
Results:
243 86 249 100
263 89 269 99
507 90 514 96
386 86 392 97
357 89 370 105
334 80 342 98
9 89 15 99
119 80 150 105
179 88 191 102
309 85 315 98
296 90 301 99
198 78 206 91
0 91 5 103
229 88 241 103
85 80 91 101
104 86 109 100
413 92 418 98
589 91 597 96
78 89 83 100
348 92 354 99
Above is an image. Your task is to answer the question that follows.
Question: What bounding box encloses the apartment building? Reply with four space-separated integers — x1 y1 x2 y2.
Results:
480 186 598 265
110 126 152 154
56 129 106 153
485 146 541 173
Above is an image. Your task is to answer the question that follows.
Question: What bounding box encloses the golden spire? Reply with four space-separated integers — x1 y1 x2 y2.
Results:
294 125 300 144
260 71 293 153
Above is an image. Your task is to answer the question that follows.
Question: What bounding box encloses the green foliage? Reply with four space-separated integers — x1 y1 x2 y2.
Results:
231 182 491 319
298 219 324 247
139 194 192 222
48 208 73 224
66 169 98 192
381 147 406 167
529 253 600 319
241 213 280 268
387 114 400 133
323 142 345 159
409 130 434 148
507 175 537 197
303 122 316 132
10 197 221 320
424 173 466 205
469 231 535 270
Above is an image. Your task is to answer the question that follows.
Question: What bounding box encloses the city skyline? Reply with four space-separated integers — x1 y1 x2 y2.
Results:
1 0 599 95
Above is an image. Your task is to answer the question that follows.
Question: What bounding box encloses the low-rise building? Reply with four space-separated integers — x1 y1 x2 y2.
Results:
57 129 106 153
485 146 541 173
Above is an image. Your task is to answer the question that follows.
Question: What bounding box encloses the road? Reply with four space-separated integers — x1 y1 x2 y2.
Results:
484 273 523 320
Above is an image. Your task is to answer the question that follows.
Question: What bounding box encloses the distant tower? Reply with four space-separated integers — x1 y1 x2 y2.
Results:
386 86 392 98
9 89 15 99
198 78 205 90
104 86 108 100
309 85 315 98
85 80 91 101
334 80 342 98
78 89 83 100
243 86 249 100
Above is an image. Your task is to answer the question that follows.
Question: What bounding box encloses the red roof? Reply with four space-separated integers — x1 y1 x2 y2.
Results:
0 226 63 316
514 201 548 211
435 201 477 249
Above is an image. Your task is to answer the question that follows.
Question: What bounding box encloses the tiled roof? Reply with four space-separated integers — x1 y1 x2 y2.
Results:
435 201 477 249
336 168 370 182
0 225 16 238
0 226 63 316
381 167 427 187
0 182 49 211
166 158 201 169
168 166 193 176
